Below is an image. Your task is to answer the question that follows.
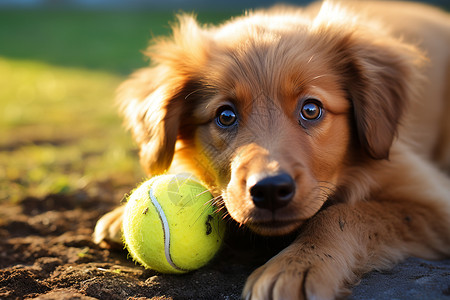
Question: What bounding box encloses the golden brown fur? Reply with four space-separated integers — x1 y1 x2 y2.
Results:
94 1 450 299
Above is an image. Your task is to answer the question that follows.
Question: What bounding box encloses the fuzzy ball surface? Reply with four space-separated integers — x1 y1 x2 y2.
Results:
123 174 226 274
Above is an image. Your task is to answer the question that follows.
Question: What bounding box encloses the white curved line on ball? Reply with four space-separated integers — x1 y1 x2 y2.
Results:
149 186 185 272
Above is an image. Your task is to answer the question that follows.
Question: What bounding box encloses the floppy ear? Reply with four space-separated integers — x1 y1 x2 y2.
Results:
117 66 184 175
340 34 425 160
117 14 209 175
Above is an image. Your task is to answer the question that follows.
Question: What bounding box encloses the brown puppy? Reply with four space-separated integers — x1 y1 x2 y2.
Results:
94 1 450 299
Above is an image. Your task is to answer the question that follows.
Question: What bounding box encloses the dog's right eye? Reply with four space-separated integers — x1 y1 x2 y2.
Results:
215 106 238 128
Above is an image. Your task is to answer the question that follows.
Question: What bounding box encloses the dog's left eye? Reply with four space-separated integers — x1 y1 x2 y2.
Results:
215 106 238 128
300 100 322 121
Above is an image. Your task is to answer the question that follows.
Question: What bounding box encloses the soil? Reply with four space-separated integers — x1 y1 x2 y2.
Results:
0 179 291 300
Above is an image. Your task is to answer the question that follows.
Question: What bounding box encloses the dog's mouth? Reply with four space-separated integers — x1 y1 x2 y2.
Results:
246 218 304 236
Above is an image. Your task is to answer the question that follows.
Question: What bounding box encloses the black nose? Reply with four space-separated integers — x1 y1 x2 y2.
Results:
249 173 295 211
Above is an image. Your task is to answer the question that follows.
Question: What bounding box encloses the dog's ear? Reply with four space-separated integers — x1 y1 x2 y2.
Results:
117 66 183 175
117 15 209 175
338 33 425 160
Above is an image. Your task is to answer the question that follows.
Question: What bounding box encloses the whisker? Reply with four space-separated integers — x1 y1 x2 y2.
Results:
307 54 315 64
197 189 213 197
184 86 213 100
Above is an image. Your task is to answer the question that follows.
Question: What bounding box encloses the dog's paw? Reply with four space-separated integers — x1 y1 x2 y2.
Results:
93 206 125 247
242 249 345 300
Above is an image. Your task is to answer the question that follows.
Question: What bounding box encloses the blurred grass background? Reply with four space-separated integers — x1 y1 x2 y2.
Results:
0 9 236 203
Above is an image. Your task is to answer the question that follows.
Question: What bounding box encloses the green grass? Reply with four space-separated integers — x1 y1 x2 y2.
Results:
0 9 237 203
0 10 238 74
0 58 138 202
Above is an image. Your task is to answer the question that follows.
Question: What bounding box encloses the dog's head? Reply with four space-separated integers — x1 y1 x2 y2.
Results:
119 4 424 236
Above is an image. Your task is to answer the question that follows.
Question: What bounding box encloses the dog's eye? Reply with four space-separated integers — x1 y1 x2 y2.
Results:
216 106 237 128
300 100 322 121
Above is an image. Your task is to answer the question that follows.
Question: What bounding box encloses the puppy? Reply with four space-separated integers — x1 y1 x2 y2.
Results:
94 1 450 299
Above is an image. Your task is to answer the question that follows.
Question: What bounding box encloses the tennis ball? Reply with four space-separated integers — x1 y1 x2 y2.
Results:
122 174 226 274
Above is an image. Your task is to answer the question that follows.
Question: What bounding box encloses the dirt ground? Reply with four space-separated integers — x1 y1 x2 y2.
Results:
0 179 295 300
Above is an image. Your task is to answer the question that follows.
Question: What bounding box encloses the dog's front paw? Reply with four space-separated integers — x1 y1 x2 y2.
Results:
93 205 125 247
242 248 346 300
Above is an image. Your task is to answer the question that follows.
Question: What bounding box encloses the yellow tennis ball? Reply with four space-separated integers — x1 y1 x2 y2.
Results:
122 174 226 274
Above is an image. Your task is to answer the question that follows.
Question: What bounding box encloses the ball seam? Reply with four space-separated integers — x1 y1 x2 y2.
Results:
149 185 187 272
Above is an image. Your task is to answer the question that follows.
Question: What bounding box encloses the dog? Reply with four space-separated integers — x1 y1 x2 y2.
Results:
94 1 450 299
